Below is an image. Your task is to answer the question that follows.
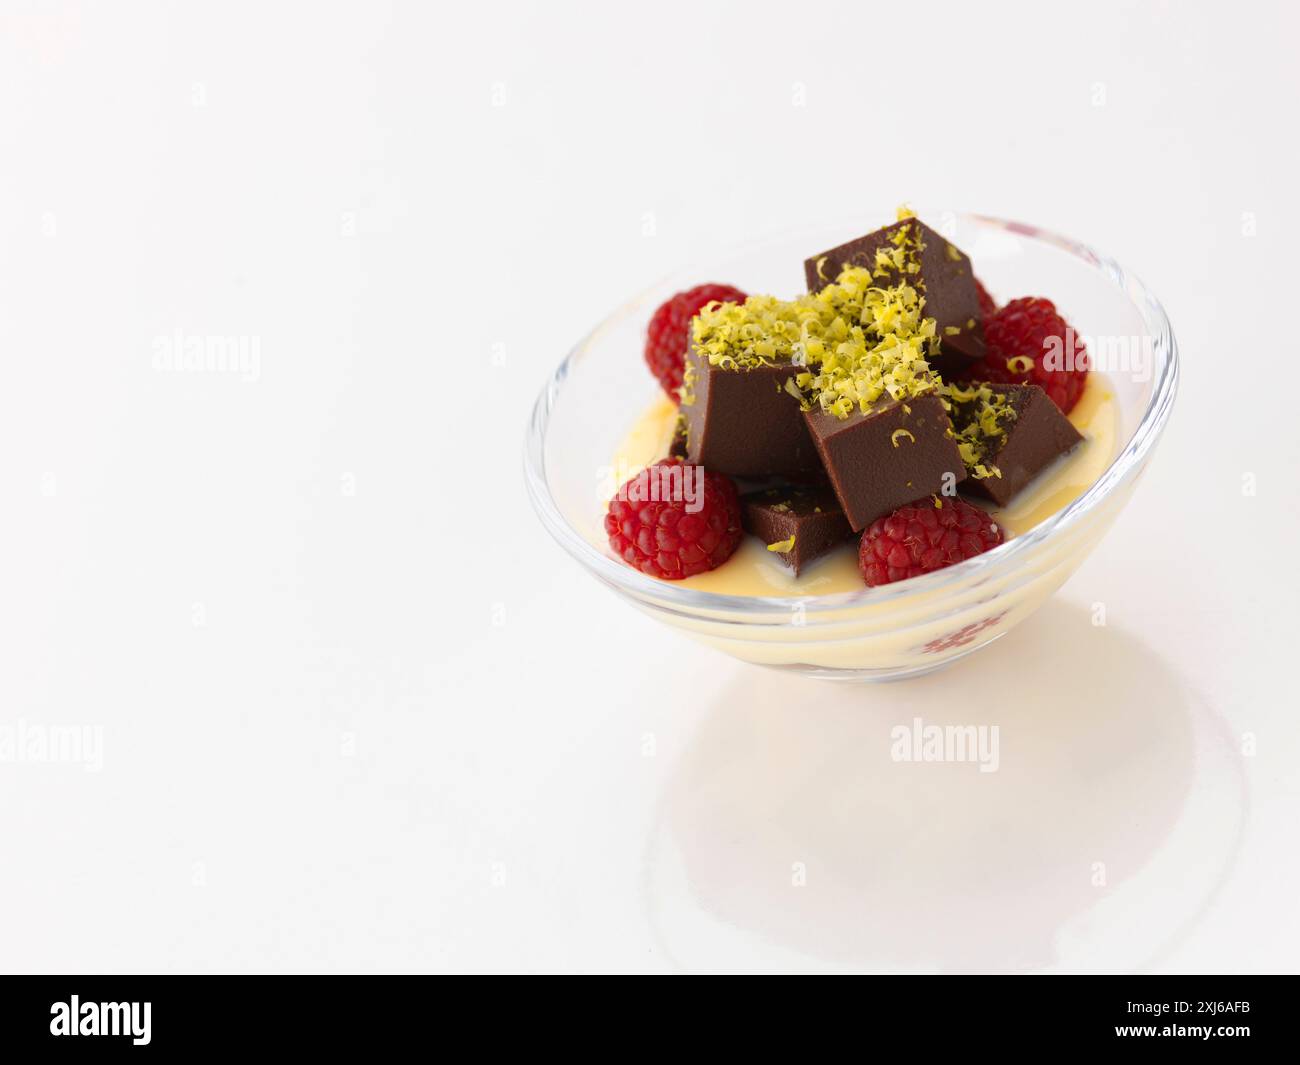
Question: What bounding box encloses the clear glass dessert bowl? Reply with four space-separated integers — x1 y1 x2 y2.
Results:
525 214 1178 681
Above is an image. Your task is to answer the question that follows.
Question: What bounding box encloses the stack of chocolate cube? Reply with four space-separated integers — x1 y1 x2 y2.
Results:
678 216 1082 573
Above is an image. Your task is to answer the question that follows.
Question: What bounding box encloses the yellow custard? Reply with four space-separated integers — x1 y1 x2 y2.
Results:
609 375 1119 597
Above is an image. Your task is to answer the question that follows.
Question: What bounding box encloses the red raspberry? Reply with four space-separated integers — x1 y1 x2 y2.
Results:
974 277 997 321
965 296 1089 413
605 458 742 579
644 283 747 400
858 498 1003 588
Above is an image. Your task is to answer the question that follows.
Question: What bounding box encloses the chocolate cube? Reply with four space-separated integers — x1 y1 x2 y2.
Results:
680 348 820 478
741 485 853 575
804 219 985 377
953 383 1083 506
803 393 967 531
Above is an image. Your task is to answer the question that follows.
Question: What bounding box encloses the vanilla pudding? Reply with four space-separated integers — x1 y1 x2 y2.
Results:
609 373 1119 596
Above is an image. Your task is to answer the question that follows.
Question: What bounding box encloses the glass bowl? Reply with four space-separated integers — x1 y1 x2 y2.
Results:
525 213 1178 681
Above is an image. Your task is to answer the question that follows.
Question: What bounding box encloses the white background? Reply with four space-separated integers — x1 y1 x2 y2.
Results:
1 0 1296 973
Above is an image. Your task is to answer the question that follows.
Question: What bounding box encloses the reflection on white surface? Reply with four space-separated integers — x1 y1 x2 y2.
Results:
646 601 1246 973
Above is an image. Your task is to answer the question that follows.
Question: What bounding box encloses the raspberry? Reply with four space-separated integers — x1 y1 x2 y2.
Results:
858 498 1003 587
605 458 742 579
645 283 747 399
974 277 997 322
964 297 1089 413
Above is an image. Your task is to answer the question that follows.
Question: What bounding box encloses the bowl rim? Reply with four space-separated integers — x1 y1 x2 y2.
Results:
524 212 1179 617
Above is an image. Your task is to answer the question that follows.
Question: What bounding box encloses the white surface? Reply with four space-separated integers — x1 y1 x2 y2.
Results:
1 0 1296 974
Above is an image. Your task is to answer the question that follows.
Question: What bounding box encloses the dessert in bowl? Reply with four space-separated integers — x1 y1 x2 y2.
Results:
526 211 1178 681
